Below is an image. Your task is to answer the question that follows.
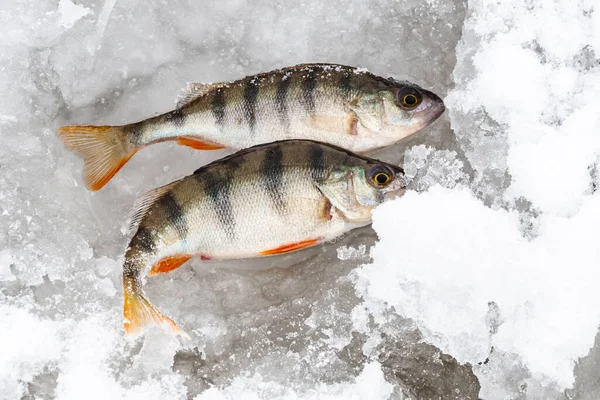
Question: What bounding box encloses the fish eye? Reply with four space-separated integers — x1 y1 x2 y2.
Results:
397 87 422 109
369 167 393 187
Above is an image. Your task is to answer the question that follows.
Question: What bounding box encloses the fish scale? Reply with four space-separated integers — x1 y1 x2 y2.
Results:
58 63 445 191
121 140 407 336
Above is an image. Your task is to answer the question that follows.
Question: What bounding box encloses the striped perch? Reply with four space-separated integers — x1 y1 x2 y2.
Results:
122 140 407 336
57 63 444 190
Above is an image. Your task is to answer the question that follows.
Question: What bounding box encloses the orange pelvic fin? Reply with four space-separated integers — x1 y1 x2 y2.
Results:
57 125 136 191
148 254 193 277
123 285 188 338
176 136 226 150
260 238 320 256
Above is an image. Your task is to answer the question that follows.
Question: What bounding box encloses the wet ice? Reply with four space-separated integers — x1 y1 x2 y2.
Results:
1 0 600 399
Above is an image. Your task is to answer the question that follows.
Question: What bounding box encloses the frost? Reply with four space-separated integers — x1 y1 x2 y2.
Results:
403 145 469 191
194 362 393 400
336 245 368 261
57 0 91 29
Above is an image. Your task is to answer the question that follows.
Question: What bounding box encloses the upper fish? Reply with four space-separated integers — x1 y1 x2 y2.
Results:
122 139 407 336
57 63 445 191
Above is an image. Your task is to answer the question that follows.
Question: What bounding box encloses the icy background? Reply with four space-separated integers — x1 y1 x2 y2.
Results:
1 0 599 398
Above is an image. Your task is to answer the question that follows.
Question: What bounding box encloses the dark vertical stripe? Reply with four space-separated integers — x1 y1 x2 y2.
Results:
340 70 353 99
212 89 226 128
244 78 259 133
166 109 186 127
133 227 155 254
303 68 317 115
276 74 292 129
310 143 325 182
200 171 236 240
262 146 285 212
159 193 188 241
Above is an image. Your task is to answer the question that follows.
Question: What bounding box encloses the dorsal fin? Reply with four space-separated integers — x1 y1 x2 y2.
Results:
128 180 181 233
176 82 230 109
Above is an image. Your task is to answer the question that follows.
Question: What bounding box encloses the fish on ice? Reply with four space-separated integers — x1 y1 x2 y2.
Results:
122 140 407 335
58 63 444 190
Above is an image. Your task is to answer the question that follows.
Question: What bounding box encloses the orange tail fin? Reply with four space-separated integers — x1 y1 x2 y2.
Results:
123 284 188 337
57 125 136 191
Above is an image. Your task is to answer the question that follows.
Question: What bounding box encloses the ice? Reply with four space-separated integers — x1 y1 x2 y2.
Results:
2 0 600 398
354 188 600 389
353 0 600 397
194 362 393 400
336 245 369 261
403 145 469 191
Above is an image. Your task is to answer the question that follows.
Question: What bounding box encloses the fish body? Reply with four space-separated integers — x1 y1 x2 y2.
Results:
123 140 407 335
58 63 444 190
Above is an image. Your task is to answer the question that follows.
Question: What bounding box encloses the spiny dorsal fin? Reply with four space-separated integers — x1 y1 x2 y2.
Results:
176 82 230 109
128 180 181 233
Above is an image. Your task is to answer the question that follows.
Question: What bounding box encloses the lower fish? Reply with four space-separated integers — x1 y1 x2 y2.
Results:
58 63 444 191
123 140 407 335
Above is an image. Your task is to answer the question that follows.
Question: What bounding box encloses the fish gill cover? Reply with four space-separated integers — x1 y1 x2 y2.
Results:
0 0 599 399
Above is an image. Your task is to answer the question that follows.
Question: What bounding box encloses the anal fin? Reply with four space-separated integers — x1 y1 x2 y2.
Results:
148 254 193 277
259 239 320 256
176 136 226 150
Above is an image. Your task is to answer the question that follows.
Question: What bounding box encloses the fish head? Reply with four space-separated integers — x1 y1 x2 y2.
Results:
317 159 407 222
376 79 445 140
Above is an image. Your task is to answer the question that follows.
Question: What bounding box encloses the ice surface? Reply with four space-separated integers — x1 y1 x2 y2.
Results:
354 0 600 397
2 0 600 398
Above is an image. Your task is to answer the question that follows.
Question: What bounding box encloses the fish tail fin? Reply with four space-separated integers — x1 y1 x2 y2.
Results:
57 125 137 191
123 281 188 338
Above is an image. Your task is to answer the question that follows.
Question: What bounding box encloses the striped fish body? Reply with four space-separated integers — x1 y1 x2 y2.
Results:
58 64 444 190
123 140 407 335
133 63 444 152
136 157 356 261
132 64 377 151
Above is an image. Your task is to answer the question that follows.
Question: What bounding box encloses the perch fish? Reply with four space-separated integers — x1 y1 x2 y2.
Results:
58 63 444 190
123 140 407 335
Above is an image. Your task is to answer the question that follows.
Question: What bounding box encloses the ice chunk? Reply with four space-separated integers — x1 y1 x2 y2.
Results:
57 0 91 29
194 362 393 400
354 187 600 388
403 145 469 192
336 245 369 261
0 306 62 400
447 0 600 215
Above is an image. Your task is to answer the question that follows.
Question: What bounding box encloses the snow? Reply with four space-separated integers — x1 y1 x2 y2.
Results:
1 0 600 398
195 363 394 400
354 188 600 389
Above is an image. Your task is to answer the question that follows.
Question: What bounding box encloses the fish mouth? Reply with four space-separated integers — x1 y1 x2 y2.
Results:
420 89 446 122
